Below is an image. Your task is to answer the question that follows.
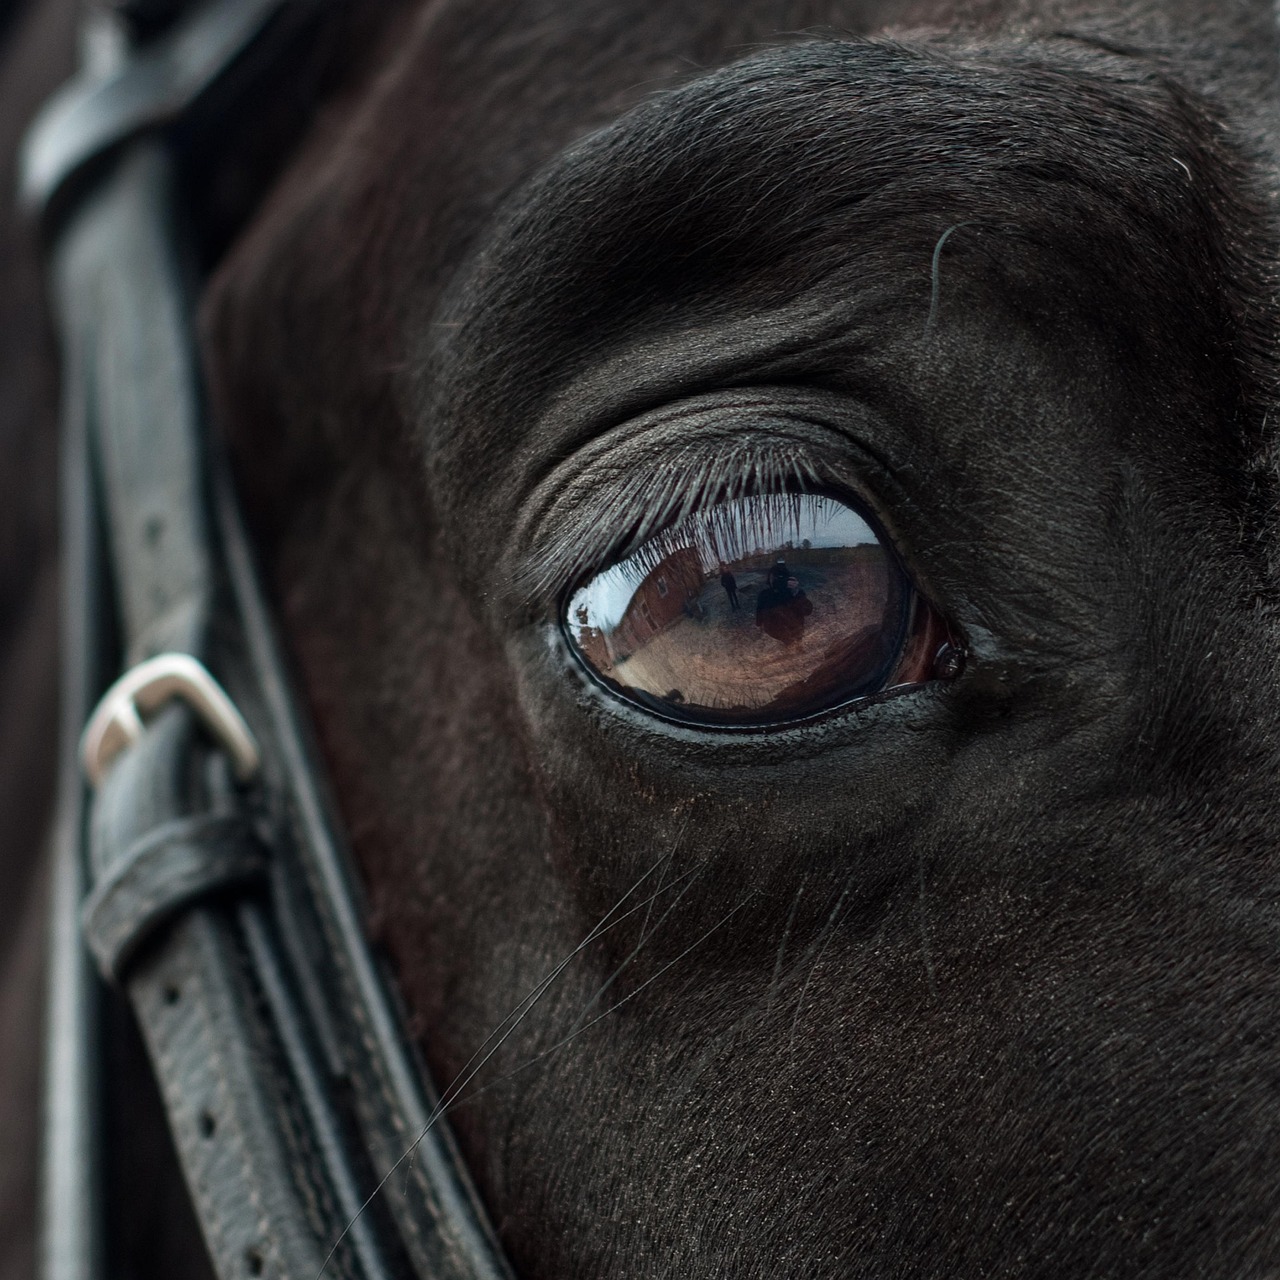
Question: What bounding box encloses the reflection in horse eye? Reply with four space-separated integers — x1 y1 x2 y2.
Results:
564 491 958 727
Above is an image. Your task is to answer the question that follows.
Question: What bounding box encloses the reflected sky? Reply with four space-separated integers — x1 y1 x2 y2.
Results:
569 493 876 632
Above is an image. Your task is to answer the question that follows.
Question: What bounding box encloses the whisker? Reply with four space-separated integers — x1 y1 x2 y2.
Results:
409 863 704 1137
631 824 681 951
444 888 760 1113
316 848 693 1279
765 874 808 1014
561 849 706 1040
925 221 974 336
786 879 856 1059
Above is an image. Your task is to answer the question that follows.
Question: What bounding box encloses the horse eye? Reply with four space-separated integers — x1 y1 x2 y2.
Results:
563 491 960 728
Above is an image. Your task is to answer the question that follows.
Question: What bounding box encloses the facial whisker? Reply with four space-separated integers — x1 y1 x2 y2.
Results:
561 845 706 1042
766 874 809 1014
316 847 692 1279
444 888 760 1113
786 879 857 1059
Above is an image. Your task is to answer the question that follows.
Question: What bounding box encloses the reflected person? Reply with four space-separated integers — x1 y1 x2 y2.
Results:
719 566 739 610
755 569 813 645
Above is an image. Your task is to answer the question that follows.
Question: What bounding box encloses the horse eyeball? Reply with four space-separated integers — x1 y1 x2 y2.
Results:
563 491 956 728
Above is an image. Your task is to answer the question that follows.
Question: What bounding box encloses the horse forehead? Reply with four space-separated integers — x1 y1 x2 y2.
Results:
408 49 1273 523
208 0 1280 316
185 10 1280 1276
204 6 1280 541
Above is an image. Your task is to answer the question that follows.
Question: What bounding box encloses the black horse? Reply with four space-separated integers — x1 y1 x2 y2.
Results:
5 0 1280 1276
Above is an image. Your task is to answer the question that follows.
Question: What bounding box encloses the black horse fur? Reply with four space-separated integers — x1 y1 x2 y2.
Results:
8 0 1280 1276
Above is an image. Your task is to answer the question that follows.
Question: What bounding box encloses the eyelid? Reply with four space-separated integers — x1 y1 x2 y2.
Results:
506 392 910 618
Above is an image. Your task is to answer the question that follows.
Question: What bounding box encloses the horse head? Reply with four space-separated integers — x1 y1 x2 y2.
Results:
9 0 1280 1276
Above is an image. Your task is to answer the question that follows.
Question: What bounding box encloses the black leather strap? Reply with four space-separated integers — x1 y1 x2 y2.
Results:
35 6 517 1280
90 704 373 1280
40 311 108 1280
214 448 516 1280
52 137 391 1280
21 0 302 214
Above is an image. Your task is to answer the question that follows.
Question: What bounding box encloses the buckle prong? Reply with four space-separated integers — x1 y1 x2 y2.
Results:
80 653 261 787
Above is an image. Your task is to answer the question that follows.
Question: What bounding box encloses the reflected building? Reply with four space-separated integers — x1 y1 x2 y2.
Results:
589 545 704 667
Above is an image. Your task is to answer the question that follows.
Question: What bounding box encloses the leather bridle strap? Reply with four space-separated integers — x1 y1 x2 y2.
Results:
25 7 515 1280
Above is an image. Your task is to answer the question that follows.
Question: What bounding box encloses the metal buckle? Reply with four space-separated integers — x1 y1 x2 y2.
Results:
80 652 261 787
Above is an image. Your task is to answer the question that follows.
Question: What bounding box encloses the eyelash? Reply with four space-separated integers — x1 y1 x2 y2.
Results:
519 431 827 608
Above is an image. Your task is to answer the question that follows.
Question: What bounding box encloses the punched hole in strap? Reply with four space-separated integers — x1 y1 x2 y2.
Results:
81 652 260 787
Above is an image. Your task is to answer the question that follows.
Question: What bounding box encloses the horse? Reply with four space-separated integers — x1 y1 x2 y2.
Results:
5 0 1280 1276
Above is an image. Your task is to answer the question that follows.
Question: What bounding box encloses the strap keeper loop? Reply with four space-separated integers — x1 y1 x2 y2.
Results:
82 811 267 982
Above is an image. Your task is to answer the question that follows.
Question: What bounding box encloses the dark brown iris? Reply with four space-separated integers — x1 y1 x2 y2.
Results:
564 492 954 727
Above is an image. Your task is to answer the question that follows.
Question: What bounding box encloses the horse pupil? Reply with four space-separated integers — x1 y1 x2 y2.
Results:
564 491 929 727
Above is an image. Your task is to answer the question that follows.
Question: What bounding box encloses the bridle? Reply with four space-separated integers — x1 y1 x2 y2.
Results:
23 4 515 1278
